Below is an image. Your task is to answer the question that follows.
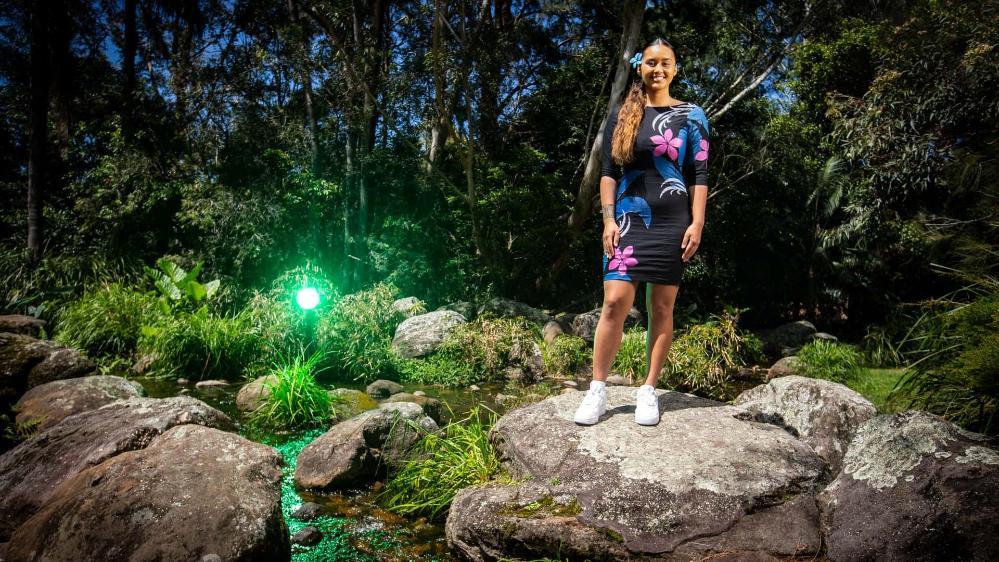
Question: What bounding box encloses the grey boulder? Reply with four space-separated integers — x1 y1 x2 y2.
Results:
571 307 644 344
733 375 877 474
0 395 233 539
817 411 999 561
477 298 551 327
14 374 145 432
295 402 439 490
753 320 817 357
5 424 288 562
391 310 467 358
0 316 46 337
0 333 96 408
236 375 279 413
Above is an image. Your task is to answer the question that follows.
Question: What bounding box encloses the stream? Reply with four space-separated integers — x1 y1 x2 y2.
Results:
136 375 513 561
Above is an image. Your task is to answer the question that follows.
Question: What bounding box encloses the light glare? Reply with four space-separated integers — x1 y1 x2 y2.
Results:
296 287 320 310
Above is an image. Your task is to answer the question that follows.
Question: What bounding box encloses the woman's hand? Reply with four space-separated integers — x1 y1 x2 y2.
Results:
603 220 621 258
681 223 702 262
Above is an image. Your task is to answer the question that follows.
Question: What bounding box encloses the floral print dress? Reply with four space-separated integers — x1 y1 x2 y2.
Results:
601 101 710 285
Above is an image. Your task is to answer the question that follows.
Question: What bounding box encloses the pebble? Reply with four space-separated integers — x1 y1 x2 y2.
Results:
291 526 323 546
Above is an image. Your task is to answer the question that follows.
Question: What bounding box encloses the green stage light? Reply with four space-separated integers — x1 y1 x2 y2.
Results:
296 287 320 310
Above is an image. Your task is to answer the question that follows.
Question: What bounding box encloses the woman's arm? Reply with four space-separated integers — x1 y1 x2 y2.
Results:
683 106 710 261
600 104 623 255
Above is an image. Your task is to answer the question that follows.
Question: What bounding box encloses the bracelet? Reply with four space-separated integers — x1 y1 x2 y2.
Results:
601 204 615 221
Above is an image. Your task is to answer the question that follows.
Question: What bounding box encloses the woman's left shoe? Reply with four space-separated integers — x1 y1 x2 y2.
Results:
635 384 660 425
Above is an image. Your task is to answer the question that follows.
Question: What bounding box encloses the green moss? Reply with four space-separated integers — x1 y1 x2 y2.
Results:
596 526 625 543
499 495 583 519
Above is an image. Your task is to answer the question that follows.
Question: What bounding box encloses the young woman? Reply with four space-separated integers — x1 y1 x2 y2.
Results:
574 37 710 426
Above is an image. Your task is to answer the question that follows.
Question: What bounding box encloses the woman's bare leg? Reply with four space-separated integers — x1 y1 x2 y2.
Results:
591 280 639 380
644 283 679 387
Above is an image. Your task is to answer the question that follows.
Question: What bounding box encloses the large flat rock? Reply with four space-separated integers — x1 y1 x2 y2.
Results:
447 386 829 559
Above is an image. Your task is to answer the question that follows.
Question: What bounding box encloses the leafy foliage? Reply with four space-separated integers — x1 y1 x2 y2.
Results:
54 282 162 357
895 292 999 434
245 349 335 434
611 327 648 381
796 340 866 385
144 257 220 314
398 315 541 387
541 334 589 378
662 309 765 399
0 248 137 324
316 283 407 383
137 309 265 381
375 404 504 520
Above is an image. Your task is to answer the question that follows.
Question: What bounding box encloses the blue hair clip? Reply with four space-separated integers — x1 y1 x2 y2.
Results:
629 52 642 69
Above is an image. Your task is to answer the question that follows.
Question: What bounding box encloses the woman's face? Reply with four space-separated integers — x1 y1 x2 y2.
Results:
638 44 677 92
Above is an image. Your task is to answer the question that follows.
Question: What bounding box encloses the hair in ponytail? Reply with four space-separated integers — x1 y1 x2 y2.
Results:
611 37 677 166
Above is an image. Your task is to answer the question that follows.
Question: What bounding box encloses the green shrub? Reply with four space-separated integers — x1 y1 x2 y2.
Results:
541 334 589 378
895 292 999 434
316 282 407 383
796 339 866 385
144 257 220 314
612 327 648 380
446 316 541 380
54 282 162 357
137 309 265 380
862 320 909 368
663 310 765 399
375 404 503 520
242 291 313 360
0 247 137 324
245 350 335 434
397 350 478 387
399 316 541 388
266 263 339 315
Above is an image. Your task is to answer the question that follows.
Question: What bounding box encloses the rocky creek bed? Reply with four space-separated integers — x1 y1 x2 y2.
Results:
2 315 998 561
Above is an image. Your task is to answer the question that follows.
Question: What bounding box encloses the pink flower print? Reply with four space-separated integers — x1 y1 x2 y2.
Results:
651 129 683 160
608 245 639 273
695 139 709 161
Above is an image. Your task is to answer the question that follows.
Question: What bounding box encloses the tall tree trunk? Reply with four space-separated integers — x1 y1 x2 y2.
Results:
544 0 645 288
426 0 453 176
49 0 72 163
474 0 513 161
343 125 356 291
459 2 490 270
121 0 138 139
27 0 50 263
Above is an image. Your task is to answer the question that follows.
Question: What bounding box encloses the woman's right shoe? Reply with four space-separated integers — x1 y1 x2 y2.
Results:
574 385 608 425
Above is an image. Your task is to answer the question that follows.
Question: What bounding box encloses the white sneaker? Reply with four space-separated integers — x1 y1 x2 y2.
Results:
573 385 608 425
635 384 660 425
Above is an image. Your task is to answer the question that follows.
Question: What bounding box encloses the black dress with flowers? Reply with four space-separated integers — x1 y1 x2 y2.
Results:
601 101 709 285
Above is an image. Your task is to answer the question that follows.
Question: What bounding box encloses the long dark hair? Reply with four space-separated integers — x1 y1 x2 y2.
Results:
611 37 678 166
